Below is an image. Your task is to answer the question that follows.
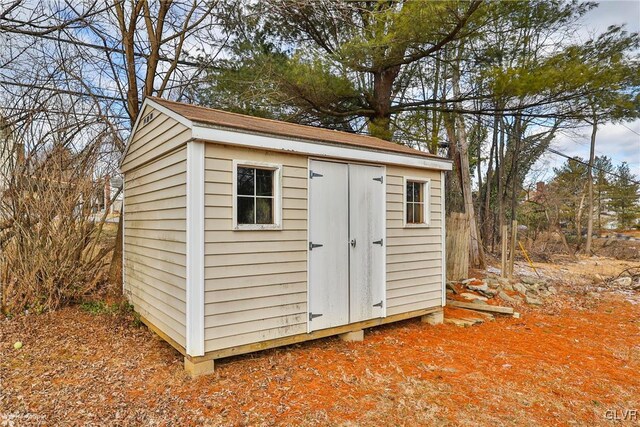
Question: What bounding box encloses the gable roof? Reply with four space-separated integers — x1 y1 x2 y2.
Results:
147 97 445 161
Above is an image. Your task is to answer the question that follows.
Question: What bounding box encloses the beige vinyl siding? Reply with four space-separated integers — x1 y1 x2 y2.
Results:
123 111 190 349
121 105 191 173
385 166 443 316
204 144 308 353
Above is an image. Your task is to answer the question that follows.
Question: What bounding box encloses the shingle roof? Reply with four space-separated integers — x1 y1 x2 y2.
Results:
148 97 446 161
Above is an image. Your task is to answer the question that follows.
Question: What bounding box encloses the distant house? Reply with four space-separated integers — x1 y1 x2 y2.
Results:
120 97 452 376
0 116 17 191
93 174 123 216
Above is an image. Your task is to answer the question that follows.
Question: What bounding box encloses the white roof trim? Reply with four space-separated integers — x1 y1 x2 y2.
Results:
192 124 452 171
119 97 193 169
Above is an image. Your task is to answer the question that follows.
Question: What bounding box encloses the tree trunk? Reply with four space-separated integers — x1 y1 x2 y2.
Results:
443 115 465 213
575 185 587 249
451 54 485 268
510 115 522 221
482 112 497 249
585 116 597 254
497 115 505 249
368 66 401 141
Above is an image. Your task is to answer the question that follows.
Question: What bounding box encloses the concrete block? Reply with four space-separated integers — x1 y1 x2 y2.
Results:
339 330 364 342
421 310 444 325
184 357 215 377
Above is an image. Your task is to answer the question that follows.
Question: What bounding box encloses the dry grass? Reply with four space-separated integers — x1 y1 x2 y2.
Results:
1 258 639 426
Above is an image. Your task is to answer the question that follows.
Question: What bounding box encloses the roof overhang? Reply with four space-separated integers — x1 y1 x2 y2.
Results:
192 123 452 171
121 97 452 172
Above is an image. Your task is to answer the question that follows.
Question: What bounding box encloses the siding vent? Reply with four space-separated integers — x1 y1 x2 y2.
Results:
141 112 154 127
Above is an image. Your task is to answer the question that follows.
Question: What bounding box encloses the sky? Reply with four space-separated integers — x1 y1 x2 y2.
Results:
534 0 640 181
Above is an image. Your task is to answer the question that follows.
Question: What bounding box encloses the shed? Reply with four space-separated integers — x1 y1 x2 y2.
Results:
120 97 452 376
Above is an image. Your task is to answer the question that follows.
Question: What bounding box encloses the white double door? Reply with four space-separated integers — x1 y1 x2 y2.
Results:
308 160 385 332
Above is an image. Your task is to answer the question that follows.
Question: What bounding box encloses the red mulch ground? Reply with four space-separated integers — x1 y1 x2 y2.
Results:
2 281 639 425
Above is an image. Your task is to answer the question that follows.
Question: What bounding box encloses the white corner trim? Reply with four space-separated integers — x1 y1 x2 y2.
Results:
192 125 452 171
121 175 126 296
186 140 205 356
381 165 388 319
441 171 447 307
403 176 432 228
231 159 283 230
120 98 194 170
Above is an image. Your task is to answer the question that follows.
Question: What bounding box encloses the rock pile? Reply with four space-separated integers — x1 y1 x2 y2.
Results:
447 273 558 307
607 271 640 291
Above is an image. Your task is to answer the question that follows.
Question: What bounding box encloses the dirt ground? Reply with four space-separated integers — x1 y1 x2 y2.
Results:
1 257 639 426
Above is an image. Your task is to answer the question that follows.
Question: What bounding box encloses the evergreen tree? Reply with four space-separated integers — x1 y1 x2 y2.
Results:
609 163 640 229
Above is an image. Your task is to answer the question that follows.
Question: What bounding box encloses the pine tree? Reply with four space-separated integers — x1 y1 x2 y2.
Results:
609 163 640 229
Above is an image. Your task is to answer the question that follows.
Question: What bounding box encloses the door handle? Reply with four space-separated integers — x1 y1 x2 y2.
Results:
350 239 356 248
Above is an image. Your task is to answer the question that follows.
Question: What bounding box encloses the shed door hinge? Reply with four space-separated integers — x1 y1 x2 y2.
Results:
309 312 323 321
309 242 323 250
373 238 383 246
373 176 384 183
309 170 323 179
373 300 383 308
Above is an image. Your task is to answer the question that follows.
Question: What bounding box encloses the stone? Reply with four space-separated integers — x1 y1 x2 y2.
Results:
502 283 514 292
460 292 488 301
513 312 521 319
513 283 528 294
612 277 632 287
525 294 543 305
521 276 542 285
498 291 518 303
339 330 364 342
485 278 500 289
421 310 444 325
467 283 489 293
461 278 477 285
539 290 552 298
498 278 511 286
547 286 558 294
184 358 215 377
444 318 475 327
480 288 499 298
525 283 540 293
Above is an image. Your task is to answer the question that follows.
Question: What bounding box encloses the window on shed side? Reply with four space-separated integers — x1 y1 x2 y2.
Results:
237 167 275 225
406 180 429 225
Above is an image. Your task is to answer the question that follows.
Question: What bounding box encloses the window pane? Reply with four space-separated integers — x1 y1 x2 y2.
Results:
256 169 274 196
413 182 422 203
256 197 273 224
406 182 413 202
237 196 255 224
414 202 424 223
407 202 414 223
237 167 254 195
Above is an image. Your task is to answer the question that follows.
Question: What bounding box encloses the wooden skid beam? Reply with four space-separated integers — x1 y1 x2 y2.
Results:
447 300 514 314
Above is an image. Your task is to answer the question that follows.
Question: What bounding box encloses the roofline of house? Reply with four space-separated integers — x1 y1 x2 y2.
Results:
120 97 453 172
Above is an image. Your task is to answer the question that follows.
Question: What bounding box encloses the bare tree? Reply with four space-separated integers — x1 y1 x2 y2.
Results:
0 1 225 304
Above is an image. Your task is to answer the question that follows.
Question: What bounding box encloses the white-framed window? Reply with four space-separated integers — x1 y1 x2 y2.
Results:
403 177 431 227
232 160 282 230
